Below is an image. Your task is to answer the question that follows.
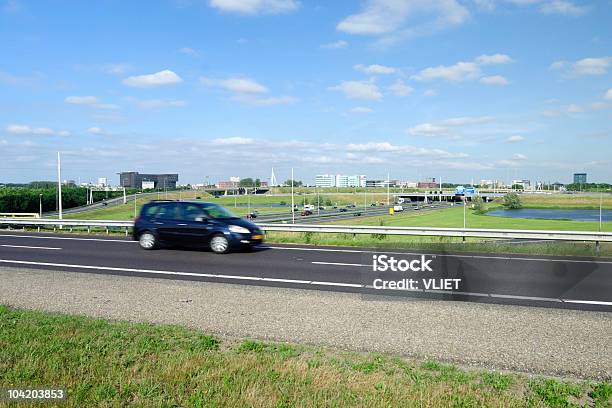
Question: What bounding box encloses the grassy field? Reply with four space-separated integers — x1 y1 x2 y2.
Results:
519 194 612 209
67 192 370 220
1 305 609 407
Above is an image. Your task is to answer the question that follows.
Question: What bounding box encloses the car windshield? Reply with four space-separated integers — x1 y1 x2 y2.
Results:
200 203 237 219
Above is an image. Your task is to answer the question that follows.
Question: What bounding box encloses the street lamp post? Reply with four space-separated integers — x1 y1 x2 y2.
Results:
39 194 43 218
133 192 140 218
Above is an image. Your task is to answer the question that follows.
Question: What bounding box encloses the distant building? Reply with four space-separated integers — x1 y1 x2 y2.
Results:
119 172 178 189
417 177 438 189
217 180 239 189
366 179 399 188
573 173 587 184
315 174 366 188
512 179 531 189
97 177 108 187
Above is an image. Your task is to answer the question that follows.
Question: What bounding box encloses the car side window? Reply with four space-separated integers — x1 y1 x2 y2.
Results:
143 204 160 218
180 204 205 221
156 203 178 220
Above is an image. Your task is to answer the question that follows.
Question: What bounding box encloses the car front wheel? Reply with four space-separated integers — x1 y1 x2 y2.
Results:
210 234 230 254
138 231 157 250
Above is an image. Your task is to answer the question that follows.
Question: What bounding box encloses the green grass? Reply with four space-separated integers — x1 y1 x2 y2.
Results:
1 305 609 407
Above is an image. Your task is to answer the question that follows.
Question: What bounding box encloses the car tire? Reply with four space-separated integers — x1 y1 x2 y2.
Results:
210 234 230 254
138 231 158 250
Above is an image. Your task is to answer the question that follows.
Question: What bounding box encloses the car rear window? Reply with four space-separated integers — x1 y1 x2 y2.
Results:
156 203 179 219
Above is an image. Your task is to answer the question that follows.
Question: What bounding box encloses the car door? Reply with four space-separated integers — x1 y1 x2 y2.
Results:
175 203 213 245
153 203 181 242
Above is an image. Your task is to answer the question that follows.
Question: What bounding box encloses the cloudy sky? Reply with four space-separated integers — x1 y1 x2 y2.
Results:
1 0 611 185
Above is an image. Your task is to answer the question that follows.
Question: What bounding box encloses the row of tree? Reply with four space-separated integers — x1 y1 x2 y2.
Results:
0 186 127 214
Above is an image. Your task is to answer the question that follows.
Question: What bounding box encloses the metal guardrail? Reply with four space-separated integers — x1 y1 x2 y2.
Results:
0 218 610 242
256 223 612 242
0 213 40 218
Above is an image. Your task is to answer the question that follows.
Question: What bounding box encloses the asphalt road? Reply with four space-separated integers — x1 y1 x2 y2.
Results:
0 231 610 312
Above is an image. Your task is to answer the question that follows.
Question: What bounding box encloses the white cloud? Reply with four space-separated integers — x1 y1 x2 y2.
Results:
346 141 467 158
549 60 567 70
480 75 509 86
58 130 71 136
133 99 187 109
320 40 349 49
540 0 588 16
65 96 99 105
6 124 58 135
412 61 481 82
440 116 495 126
408 116 495 138
506 135 525 143
233 95 298 106
87 127 106 135
350 106 374 113
212 137 255 145
102 63 130 75
329 80 383 101
605 89 612 100
64 95 118 110
573 57 612 76
551 57 612 77
407 123 451 137
336 0 469 41
179 47 200 57
423 89 437 97
201 77 268 94
475 53 513 65
209 0 299 15
122 70 183 87
388 79 413 96
354 64 396 75
512 153 528 160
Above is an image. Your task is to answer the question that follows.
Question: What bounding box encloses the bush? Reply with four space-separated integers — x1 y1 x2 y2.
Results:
472 196 486 214
503 192 522 209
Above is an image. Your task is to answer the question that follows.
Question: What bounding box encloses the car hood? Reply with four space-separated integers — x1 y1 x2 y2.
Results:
223 217 261 232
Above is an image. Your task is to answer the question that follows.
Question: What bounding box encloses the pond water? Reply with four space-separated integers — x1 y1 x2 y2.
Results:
486 208 612 222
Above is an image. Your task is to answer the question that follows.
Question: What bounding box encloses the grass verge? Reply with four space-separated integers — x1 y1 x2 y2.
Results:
0 305 610 407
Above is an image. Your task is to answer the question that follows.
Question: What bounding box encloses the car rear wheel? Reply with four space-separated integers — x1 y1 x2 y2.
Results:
210 234 230 254
138 231 157 250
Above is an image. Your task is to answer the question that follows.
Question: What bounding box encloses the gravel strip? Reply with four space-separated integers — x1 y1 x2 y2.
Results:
1 266 610 380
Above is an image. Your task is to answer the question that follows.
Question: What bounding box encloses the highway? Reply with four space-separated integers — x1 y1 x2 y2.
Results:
0 231 610 312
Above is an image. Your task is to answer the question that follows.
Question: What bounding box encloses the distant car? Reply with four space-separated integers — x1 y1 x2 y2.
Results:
354 212 362 216
318 206 326 210
301 210 313 216
246 211 258 219
133 201 264 254
339 208 348 212
370 203 377 207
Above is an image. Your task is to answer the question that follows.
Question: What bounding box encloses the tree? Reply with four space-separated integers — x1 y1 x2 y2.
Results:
239 178 254 187
284 179 303 187
471 195 486 214
503 192 522 209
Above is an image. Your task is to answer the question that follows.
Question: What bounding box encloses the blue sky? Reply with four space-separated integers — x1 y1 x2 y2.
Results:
0 0 611 185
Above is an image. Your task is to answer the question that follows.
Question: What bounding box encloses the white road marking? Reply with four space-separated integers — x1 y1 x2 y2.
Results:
1 244 61 250
0 258 608 306
311 261 367 267
0 259 365 289
0 233 134 243
563 299 612 306
0 233 610 265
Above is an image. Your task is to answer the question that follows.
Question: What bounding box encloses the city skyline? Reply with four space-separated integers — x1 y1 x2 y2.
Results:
1 0 611 184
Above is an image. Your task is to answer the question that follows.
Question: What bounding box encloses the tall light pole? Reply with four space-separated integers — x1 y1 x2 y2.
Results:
291 168 295 224
57 152 63 220
39 194 43 218
386 172 390 206
133 192 140 218
600 190 603 232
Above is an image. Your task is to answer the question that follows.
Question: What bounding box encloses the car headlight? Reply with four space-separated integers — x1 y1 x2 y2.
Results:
229 225 250 234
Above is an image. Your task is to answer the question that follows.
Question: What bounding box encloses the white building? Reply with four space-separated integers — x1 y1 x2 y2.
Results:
315 174 366 188
229 176 240 183
315 174 336 188
97 177 108 187
512 179 531 189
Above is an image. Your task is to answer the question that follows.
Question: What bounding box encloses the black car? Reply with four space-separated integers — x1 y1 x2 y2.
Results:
133 201 264 253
